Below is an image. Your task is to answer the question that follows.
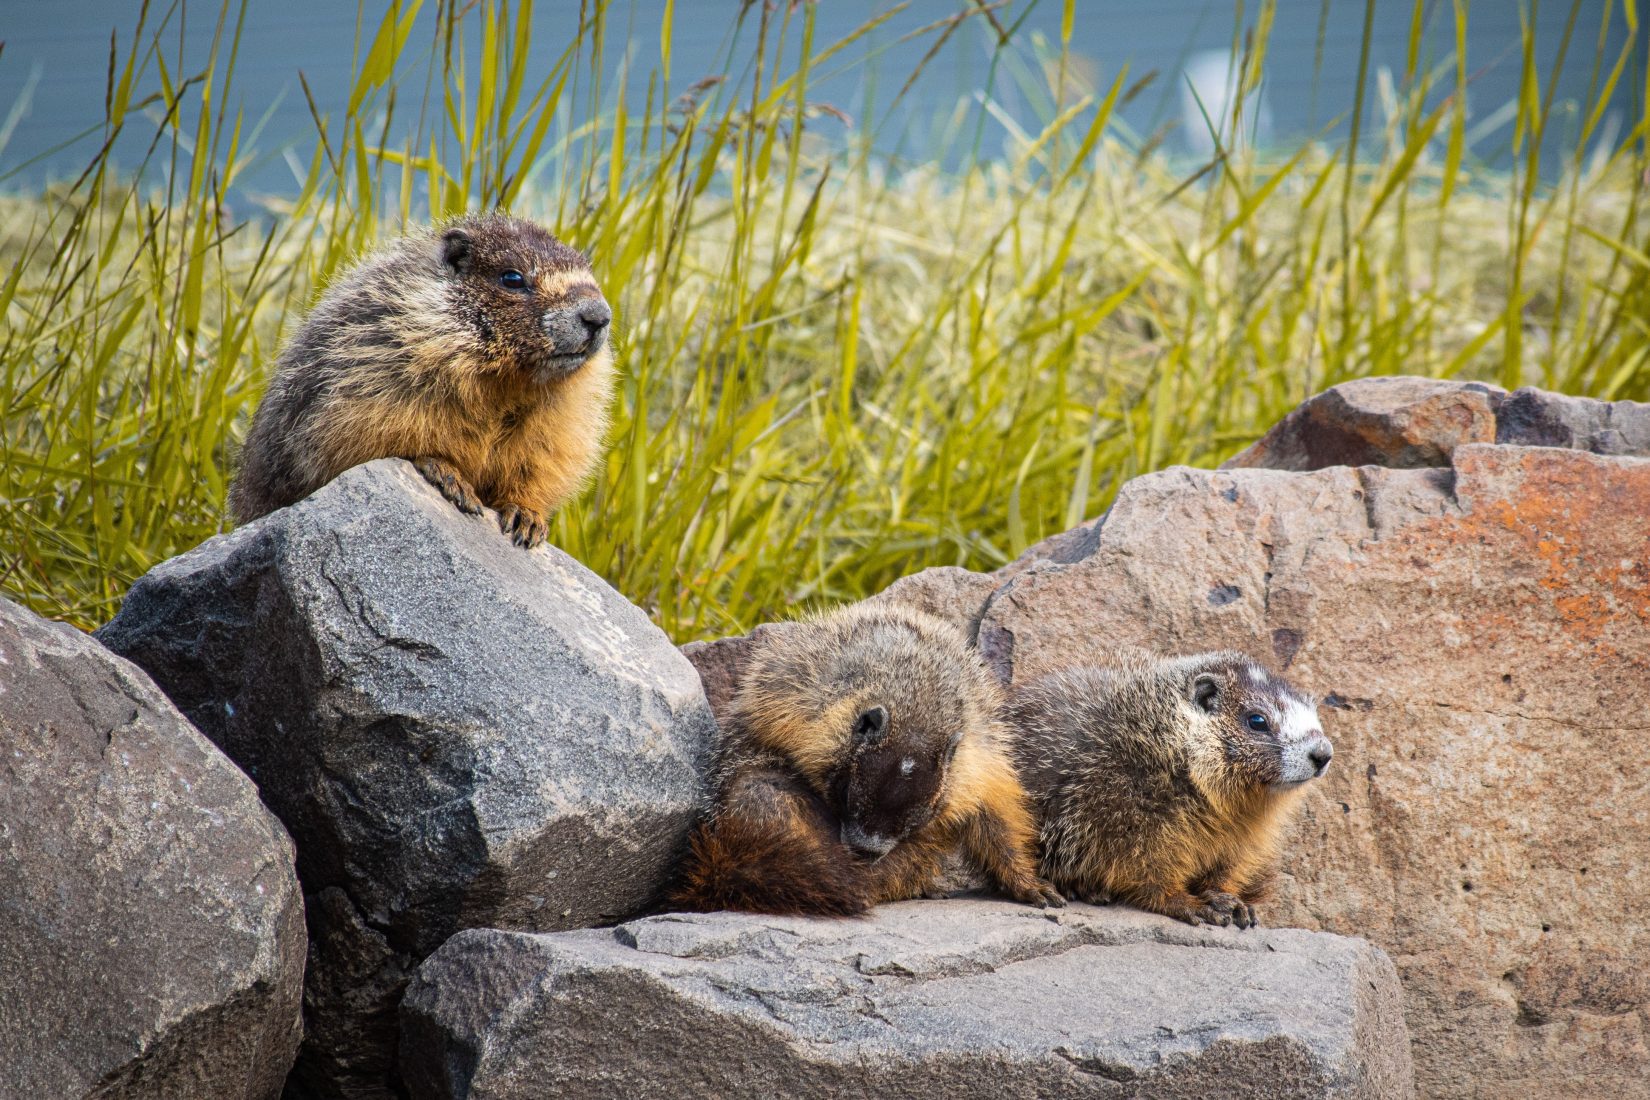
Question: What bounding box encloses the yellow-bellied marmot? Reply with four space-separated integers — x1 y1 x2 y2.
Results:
674 605 1063 916
228 213 614 547
1008 651 1331 928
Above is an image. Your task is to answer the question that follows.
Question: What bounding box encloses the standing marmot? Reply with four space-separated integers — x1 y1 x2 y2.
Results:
228 213 614 547
674 605 1064 916
1008 651 1331 928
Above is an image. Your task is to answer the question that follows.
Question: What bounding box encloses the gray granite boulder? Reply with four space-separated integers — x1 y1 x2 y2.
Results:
400 900 1412 1099
0 597 304 1099
97 459 718 1099
1221 376 1650 472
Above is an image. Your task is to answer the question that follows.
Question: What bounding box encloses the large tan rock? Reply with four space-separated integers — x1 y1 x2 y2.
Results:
976 443 1650 1098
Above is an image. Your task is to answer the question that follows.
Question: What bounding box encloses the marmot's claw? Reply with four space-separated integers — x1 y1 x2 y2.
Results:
497 504 548 549
1199 891 1253 929
1009 877 1066 909
414 458 484 515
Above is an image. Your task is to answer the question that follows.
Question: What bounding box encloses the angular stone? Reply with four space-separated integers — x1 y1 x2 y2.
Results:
400 901 1412 1099
97 459 718 1099
1221 376 1504 471
1222 376 1650 472
1495 385 1650 455
0 597 304 1099
977 444 1650 1097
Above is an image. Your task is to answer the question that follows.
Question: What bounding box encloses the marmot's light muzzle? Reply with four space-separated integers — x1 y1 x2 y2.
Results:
542 297 612 358
841 822 897 859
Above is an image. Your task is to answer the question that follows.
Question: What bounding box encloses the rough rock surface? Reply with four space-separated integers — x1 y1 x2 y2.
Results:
97 459 718 1099
0 596 304 1099
1222 375 1650 471
980 443 1650 1098
400 901 1412 1099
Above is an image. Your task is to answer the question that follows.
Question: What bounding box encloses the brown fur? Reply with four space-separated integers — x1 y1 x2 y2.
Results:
228 213 615 547
1008 651 1331 929
673 604 1062 916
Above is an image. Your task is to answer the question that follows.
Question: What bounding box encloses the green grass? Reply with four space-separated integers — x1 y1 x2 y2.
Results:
3 0 1648 640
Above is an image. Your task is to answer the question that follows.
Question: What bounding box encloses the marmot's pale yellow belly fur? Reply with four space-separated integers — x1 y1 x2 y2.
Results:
674 605 1063 916
229 213 614 548
1008 651 1332 928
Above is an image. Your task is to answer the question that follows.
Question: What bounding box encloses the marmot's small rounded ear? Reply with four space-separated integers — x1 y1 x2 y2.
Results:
1190 672 1221 713
853 705 889 745
944 729 965 763
441 228 473 273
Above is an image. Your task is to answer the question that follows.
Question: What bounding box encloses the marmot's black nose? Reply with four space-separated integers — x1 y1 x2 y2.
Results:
1308 741 1333 775
576 298 612 336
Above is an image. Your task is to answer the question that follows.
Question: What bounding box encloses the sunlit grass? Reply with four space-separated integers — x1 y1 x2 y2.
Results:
3 0 1648 639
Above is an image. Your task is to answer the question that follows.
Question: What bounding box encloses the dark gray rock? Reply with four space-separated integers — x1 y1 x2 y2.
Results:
1494 385 1650 454
400 901 1412 1099
0 597 304 1099
97 458 718 1099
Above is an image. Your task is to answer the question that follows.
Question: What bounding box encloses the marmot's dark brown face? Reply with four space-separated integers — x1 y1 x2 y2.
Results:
832 704 961 859
1190 658 1331 788
439 214 612 383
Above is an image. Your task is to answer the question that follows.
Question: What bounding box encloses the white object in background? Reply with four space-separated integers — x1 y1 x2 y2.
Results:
1181 48 1274 158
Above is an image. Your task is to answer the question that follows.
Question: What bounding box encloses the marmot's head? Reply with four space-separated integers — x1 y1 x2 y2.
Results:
832 700 963 858
1181 653 1331 793
733 605 1003 860
436 213 612 383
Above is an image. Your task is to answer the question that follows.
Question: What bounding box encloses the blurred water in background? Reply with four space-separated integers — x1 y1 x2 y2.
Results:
0 0 1642 197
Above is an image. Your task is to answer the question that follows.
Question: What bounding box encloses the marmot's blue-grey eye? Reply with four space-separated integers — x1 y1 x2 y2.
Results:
1246 712 1270 733
499 270 527 289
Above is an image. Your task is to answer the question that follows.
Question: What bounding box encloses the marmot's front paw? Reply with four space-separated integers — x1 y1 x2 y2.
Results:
1071 885 1114 907
1194 891 1255 929
1005 875 1066 909
413 458 483 515
497 503 548 548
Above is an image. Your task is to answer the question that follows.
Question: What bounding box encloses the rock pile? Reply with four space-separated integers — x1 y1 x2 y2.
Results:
17 377 1637 1098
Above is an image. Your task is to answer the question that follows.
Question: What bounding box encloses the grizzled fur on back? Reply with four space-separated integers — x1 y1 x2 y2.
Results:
1009 650 1330 929
673 604 1061 916
228 213 614 545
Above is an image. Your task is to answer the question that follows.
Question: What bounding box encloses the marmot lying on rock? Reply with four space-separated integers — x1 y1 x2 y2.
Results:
675 605 1063 916
1008 651 1331 928
229 214 614 548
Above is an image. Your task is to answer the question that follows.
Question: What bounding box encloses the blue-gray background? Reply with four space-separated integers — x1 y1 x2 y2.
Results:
2 1 1643 194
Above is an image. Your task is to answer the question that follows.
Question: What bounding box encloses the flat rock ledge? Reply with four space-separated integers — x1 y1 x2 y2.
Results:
97 458 719 1099
400 900 1413 1100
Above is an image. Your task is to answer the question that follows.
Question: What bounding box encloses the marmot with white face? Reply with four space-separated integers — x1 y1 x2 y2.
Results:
1008 651 1332 928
